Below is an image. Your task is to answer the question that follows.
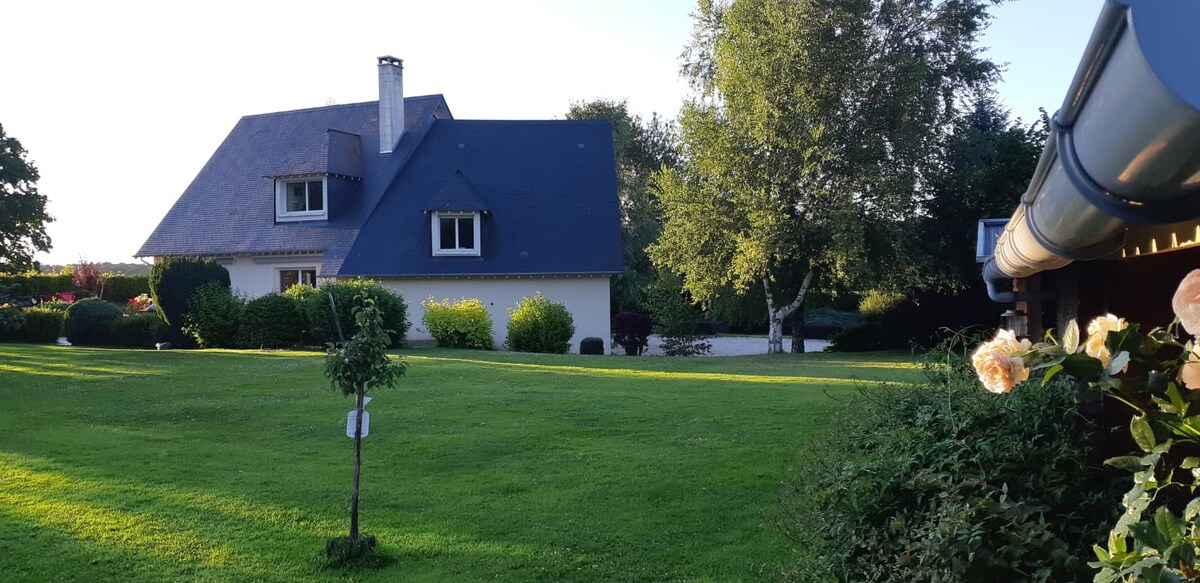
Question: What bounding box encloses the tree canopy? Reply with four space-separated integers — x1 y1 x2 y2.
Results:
0 123 51 274
650 0 1002 351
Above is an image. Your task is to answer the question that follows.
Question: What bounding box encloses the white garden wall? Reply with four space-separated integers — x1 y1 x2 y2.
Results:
377 276 611 354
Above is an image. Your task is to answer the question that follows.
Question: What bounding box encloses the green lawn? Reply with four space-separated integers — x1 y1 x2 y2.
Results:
0 344 920 582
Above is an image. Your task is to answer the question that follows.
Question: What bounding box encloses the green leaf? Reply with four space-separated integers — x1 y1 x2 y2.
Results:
1108 351 1130 375
1106 456 1147 472
1132 416 1156 453
1183 457 1200 470
1063 319 1080 353
1061 353 1105 381
1185 497 1200 521
1042 363 1064 385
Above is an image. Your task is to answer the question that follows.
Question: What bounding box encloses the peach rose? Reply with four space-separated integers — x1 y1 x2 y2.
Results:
972 329 1032 394
1182 344 1200 390
1174 269 1200 336
1085 313 1128 370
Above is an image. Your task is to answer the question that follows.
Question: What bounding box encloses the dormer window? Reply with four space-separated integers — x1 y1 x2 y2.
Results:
276 177 327 221
432 212 481 256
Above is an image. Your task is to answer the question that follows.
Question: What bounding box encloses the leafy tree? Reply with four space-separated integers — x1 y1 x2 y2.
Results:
148 256 231 337
651 0 1000 352
566 100 678 313
323 295 407 561
0 124 52 274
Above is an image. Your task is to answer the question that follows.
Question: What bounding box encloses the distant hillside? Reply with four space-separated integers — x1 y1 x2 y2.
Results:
40 262 152 275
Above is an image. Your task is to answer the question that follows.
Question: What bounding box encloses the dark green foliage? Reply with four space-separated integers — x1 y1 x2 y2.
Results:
0 274 73 296
100 274 150 302
21 308 64 343
183 282 243 349
505 293 575 354
827 321 885 352
0 309 24 342
238 294 304 349
0 123 52 274
64 299 122 345
831 286 1004 351
305 280 408 347
282 283 319 344
421 298 494 350
107 314 164 348
579 336 605 355
38 300 71 312
148 257 231 329
611 312 653 355
647 274 711 356
781 335 1120 582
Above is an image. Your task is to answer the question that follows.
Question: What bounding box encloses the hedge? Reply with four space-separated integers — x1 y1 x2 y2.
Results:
239 293 304 349
101 274 151 302
304 280 408 347
421 297 493 350
0 274 73 296
64 299 124 345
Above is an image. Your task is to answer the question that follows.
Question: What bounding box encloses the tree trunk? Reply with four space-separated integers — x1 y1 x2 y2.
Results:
767 316 784 354
763 270 816 354
790 304 806 353
350 389 364 541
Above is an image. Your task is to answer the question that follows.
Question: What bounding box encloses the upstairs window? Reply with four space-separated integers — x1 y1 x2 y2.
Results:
276 178 327 221
432 212 481 256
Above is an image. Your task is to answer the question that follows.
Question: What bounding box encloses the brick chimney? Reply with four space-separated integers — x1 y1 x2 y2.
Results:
377 56 404 154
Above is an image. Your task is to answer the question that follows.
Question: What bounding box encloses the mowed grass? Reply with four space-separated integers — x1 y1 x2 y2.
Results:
0 344 920 582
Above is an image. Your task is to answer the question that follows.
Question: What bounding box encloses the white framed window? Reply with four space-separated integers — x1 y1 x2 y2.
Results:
275 178 327 221
278 268 317 292
431 212 481 256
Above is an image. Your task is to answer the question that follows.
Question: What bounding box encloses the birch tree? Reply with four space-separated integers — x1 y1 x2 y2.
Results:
650 0 1000 352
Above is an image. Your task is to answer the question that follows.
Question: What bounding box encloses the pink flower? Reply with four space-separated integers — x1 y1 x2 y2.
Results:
1174 270 1200 336
1182 344 1200 390
972 329 1032 394
1085 314 1128 371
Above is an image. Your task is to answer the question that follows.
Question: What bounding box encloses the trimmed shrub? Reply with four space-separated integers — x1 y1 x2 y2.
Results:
780 334 1120 582
102 274 151 302
183 282 243 348
238 293 304 349
579 336 604 355
0 309 25 342
0 274 73 296
505 293 574 354
304 280 408 347
611 312 652 355
108 314 164 348
828 321 885 352
421 297 493 350
64 299 123 345
22 308 65 343
283 283 319 345
149 257 231 329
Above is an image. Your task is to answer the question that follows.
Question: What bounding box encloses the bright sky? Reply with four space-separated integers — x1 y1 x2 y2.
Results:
1 0 1102 266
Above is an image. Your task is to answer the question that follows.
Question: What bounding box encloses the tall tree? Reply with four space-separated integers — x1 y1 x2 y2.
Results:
651 0 1001 352
566 100 678 313
0 123 52 273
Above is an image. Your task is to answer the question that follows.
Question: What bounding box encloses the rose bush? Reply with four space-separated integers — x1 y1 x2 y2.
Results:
973 269 1200 582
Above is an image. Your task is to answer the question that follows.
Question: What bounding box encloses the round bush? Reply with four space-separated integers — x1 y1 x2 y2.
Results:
183 282 243 348
64 299 123 345
421 297 494 350
579 336 604 355
23 308 65 343
239 293 304 349
304 280 408 347
149 257 231 329
611 312 653 355
108 314 164 348
505 293 575 354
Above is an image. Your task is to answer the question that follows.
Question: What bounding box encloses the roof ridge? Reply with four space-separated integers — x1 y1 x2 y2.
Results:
241 94 446 120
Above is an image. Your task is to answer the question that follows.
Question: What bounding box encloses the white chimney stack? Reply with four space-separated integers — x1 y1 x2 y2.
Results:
377 56 404 154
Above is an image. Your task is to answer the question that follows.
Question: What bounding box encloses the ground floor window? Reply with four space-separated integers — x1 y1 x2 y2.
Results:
278 268 317 292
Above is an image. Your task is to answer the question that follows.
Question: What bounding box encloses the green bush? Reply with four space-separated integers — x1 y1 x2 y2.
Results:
64 299 123 345
239 294 304 349
579 336 604 355
107 314 164 348
149 257 231 330
421 297 493 350
101 274 150 302
22 308 64 343
505 293 574 354
38 300 71 312
304 280 408 347
828 321 885 352
0 274 73 296
282 284 319 344
0 309 25 342
183 282 243 348
857 289 905 316
780 334 1119 582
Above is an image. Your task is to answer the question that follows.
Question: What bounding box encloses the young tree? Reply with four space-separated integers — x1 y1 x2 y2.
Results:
566 100 678 313
0 123 52 273
651 0 1001 352
324 295 407 555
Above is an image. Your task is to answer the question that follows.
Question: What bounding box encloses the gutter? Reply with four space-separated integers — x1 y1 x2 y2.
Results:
984 0 1200 301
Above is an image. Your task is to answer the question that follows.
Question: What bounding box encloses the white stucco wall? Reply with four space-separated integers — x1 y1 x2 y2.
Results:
222 255 323 298
377 276 612 354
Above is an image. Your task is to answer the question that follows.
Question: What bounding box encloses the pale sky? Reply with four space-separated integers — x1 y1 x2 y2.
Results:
1 0 1102 266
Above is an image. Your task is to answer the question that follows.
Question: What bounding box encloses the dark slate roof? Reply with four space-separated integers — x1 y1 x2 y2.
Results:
339 119 622 276
421 171 489 212
137 97 622 278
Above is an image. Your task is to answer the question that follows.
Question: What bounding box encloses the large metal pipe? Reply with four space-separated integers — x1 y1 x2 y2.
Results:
984 0 1200 300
